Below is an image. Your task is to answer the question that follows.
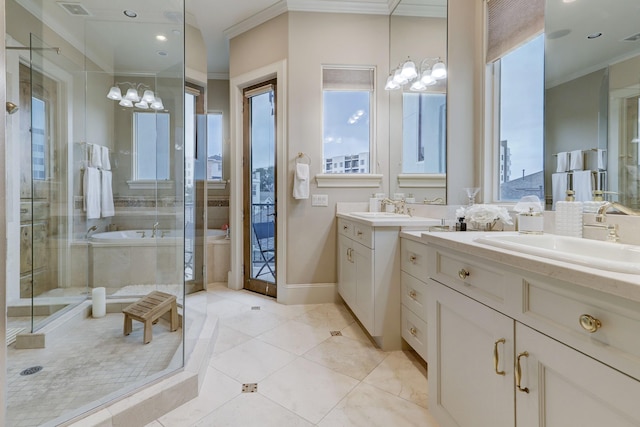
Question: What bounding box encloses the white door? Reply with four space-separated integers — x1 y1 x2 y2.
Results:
429 281 514 427
515 322 640 427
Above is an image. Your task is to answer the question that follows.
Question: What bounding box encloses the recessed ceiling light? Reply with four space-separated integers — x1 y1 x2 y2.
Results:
156 35 167 42
123 10 137 18
587 32 603 39
157 50 168 57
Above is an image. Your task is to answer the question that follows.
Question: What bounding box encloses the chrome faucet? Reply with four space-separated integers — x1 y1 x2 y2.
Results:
595 202 640 223
86 225 98 239
152 222 159 238
423 197 444 205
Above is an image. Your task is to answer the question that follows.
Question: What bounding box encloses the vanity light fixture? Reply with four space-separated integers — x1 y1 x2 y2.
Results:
385 57 447 91
107 82 165 110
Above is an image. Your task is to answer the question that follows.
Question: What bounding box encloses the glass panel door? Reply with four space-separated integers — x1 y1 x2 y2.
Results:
243 80 277 297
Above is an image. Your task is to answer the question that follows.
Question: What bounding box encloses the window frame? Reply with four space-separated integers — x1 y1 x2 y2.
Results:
316 65 382 188
128 111 172 189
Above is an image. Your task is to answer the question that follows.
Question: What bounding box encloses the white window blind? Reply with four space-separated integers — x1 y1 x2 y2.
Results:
486 0 544 63
322 67 374 91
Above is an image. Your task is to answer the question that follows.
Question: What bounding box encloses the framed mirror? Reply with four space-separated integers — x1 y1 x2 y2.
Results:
545 0 640 209
389 0 447 204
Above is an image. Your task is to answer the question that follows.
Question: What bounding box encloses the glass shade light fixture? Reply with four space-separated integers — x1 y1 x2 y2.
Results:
106 82 165 110
385 57 447 92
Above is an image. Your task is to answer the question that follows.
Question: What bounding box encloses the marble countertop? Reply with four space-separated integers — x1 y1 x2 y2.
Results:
400 230 640 304
336 212 441 228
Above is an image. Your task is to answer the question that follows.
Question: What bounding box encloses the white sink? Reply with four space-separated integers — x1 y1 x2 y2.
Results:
349 212 411 218
474 234 640 274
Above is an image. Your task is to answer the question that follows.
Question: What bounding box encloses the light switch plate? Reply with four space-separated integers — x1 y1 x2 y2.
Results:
312 194 329 207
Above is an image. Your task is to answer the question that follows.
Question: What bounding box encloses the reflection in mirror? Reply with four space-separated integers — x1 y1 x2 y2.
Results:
389 0 447 203
545 0 640 209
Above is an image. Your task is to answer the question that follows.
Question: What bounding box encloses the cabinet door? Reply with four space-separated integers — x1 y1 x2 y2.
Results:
353 241 374 333
337 234 356 308
515 323 640 427
429 281 514 427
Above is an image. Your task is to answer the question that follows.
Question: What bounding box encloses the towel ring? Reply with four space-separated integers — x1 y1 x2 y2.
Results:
296 152 311 164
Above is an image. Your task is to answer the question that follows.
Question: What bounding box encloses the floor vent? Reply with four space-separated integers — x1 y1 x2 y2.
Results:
58 2 91 16
330 331 343 336
20 366 43 376
251 306 261 311
242 383 258 393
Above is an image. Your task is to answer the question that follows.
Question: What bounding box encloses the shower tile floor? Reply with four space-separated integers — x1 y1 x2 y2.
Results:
148 284 440 427
6 304 183 427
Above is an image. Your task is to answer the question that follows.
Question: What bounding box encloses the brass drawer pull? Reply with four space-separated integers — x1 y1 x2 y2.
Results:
579 314 602 333
515 351 529 393
357 230 363 236
409 327 417 337
408 290 417 300
343 225 349 231
493 338 506 376
458 268 470 280
409 254 417 263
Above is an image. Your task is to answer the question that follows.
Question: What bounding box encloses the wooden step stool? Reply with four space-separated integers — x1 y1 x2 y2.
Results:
123 291 178 344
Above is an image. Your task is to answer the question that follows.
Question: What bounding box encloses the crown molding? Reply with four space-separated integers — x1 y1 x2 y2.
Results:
224 0 397 40
392 4 447 18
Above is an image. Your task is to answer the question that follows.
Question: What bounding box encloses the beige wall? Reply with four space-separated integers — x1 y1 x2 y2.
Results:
186 24 207 84
286 12 390 284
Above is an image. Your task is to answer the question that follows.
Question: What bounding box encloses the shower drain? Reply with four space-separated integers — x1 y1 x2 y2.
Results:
20 366 43 376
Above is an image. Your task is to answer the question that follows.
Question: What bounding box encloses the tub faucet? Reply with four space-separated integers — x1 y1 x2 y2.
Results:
595 202 640 223
86 225 98 239
152 222 159 238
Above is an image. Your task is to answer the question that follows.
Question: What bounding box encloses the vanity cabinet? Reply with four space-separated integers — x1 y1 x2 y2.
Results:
426 241 640 427
337 218 401 350
399 238 430 360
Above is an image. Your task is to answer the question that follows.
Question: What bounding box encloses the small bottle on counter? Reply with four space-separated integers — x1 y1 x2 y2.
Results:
369 193 380 212
456 217 467 231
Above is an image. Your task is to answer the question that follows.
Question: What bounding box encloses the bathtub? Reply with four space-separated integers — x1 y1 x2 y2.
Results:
207 229 227 241
89 230 182 288
90 230 181 246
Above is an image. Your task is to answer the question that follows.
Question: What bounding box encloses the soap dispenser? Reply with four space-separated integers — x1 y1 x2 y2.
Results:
518 207 543 234
555 190 583 237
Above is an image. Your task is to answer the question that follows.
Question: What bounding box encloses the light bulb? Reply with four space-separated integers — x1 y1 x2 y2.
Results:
119 99 133 107
124 88 140 102
384 75 400 90
142 90 156 103
135 101 149 109
392 69 408 85
400 60 418 80
431 62 447 80
150 97 164 110
421 71 436 86
106 86 122 100
410 80 426 91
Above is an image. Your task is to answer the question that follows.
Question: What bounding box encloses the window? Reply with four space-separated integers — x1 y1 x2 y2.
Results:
493 35 544 200
133 112 170 180
322 66 374 174
207 113 223 180
402 92 446 174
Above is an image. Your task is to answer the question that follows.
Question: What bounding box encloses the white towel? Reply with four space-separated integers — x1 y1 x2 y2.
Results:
101 146 111 171
101 170 115 218
293 163 309 200
83 167 101 219
597 149 606 170
569 150 583 171
89 144 102 169
552 172 568 210
572 170 593 202
556 152 568 172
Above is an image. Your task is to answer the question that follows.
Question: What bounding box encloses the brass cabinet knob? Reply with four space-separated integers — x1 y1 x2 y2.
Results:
579 314 602 333
408 290 417 300
409 327 417 337
343 225 349 231
458 268 470 280
409 254 417 263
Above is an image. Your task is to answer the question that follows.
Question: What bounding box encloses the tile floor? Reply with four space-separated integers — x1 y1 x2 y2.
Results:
149 285 440 427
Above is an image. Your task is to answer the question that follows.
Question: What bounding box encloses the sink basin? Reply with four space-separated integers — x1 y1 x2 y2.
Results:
349 212 411 218
474 234 640 274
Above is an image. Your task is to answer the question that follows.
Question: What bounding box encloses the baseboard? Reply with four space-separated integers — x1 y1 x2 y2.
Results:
280 283 338 305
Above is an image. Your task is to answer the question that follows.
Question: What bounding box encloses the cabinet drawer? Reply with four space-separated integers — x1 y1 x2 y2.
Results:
352 223 374 249
402 306 427 361
522 277 640 381
430 247 509 307
338 218 354 239
401 271 428 322
401 238 429 280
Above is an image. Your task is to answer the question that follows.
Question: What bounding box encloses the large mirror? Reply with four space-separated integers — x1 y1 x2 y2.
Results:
389 0 447 203
545 0 640 209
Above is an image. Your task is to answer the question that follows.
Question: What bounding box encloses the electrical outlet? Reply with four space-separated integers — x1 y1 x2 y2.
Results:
312 194 329 207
